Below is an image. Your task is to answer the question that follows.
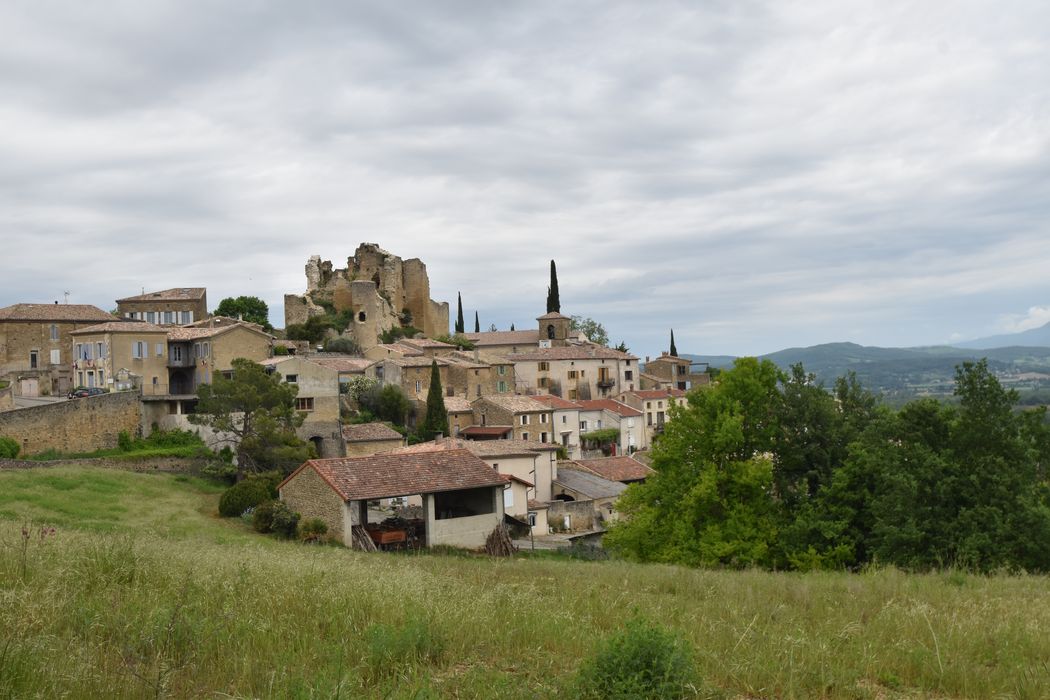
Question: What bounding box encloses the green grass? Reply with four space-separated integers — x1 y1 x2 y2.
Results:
1 468 1049 698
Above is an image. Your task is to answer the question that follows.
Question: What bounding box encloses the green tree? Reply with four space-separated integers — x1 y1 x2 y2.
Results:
570 316 609 346
285 315 335 344
546 260 560 313
419 361 448 440
359 384 412 428
669 329 678 357
474 311 480 334
214 296 272 331
188 358 312 479
455 293 464 334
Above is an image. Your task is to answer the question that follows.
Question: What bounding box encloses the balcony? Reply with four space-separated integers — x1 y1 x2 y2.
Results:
596 376 616 389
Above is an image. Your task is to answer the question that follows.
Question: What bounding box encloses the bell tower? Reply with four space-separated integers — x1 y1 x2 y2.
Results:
537 312 572 347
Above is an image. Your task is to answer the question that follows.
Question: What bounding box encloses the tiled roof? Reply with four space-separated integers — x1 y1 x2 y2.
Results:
117 287 206 302
477 394 551 413
392 436 557 458
70 321 168 335
500 473 534 487
576 399 642 418
385 355 448 368
373 342 425 357
529 394 581 410
536 312 571 320
166 322 272 341
624 389 688 400
507 345 637 361
281 449 506 501
462 330 540 346
554 469 627 500
570 456 654 482
444 396 473 413
342 422 404 442
308 357 374 373
458 426 514 438
0 304 115 323
399 337 455 350
646 353 692 365
450 350 512 366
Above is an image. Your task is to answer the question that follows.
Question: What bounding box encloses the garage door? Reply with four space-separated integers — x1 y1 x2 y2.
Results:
20 378 39 397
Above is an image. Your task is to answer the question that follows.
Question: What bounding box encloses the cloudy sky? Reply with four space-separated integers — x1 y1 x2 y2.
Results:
2 1 1048 357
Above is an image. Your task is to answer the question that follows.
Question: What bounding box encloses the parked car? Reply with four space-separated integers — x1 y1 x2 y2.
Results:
67 387 109 399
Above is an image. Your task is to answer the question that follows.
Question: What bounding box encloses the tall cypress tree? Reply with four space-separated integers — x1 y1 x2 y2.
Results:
474 311 480 333
546 260 560 313
670 329 678 357
420 360 448 441
455 292 464 334
510 323 515 331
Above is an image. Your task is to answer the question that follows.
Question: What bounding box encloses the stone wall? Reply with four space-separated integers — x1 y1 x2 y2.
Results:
548 499 607 532
0 391 142 455
0 384 12 412
279 465 346 541
0 455 207 473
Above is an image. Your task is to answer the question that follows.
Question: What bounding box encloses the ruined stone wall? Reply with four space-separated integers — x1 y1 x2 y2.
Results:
0 391 142 455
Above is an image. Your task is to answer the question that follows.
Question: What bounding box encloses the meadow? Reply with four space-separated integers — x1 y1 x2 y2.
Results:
1 467 1048 698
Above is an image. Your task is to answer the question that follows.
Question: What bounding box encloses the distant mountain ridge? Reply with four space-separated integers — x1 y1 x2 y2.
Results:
953 321 1050 350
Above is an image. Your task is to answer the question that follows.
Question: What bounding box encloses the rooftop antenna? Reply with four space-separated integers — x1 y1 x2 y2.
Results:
63 291 71 304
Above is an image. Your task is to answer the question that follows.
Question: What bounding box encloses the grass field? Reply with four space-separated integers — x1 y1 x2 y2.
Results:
1 467 1049 698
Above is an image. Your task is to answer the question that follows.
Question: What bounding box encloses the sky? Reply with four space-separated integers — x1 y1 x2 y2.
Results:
1 1 1048 358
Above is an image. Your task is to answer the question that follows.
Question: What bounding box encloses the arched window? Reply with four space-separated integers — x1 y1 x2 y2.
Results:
547 324 555 339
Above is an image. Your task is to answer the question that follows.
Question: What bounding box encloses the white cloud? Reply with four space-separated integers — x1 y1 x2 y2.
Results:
997 306 1050 333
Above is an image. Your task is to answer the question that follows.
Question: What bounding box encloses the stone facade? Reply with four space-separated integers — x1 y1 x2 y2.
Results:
279 464 347 540
472 395 555 443
116 288 208 325
0 391 142 456
70 322 170 393
644 353 710 391
263 356 343 458
284 243 450 350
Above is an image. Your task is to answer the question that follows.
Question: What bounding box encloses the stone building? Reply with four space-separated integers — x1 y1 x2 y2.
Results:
472 394 554 443
116 288 208 325
616 388 689 443
0 303 115 396
70 321 170 393
284 243 449 351
261 355 344 458
643 352 710 391
508 344 639 400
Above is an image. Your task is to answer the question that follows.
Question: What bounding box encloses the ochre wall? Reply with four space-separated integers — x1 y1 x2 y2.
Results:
0 391 142 455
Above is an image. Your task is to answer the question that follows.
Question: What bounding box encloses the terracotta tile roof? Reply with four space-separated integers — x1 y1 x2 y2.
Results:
166 322 273 341
646 353 692 365
444 396 473 413
393 436 557 457
555 469 627 500
375 342 424 356
399 337 455 349
117 287 206 302
342 422 405 442
0 304 115 323
308 357 374 373
576 399 642 418
477 394 551 413
507 345 637 361
624 389 688 400
280 449 506 500
70 321 167 335
450 350 512 366
386 355 448 368
462 330 540 346
570 456 654 483
501 473 534 487
458 426 514 438
529 394 581 410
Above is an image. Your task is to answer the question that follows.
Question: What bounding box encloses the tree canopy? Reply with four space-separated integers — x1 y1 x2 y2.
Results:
214 296 272 331
570 315 608 346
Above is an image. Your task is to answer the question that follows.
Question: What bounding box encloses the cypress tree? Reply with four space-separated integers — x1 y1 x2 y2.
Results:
546 260 561 313
474 311 480 333
510 323 515 331
670 329 678 357
421 360 448 441
455 293 464 334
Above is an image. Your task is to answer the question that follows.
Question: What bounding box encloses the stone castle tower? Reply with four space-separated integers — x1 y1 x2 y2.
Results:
284 243 450 350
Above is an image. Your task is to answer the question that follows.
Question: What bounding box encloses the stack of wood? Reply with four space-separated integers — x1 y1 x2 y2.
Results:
351 525 378 552
485 524 517 557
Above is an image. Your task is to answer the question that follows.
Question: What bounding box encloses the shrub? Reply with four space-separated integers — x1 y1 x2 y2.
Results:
117 431 133 452
297 517 329 543
218 479 272 518
252 499 278 533
0 436 20 459
269 501 300 538
575 617 697 699
273 344 289 356
324 336 361 355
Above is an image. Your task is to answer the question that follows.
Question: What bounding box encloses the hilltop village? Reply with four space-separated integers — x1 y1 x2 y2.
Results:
0 243 709 548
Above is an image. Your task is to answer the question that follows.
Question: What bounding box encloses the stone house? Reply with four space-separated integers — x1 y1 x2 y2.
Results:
551 466 628 530
643 352 710 391
529 393 582 458
617 389 689 443
445 396 474 437
116 287 208 325
472 394 555 443
278 449 507 549
460 329 541 358
507 344 639 400
342 422 405 457
567 455 654 484
260 355 343 458
306 355 374 391
69 321 170 394
575 399 646 455
0 303 115 396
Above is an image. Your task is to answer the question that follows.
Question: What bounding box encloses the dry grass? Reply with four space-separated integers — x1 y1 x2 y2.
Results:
1 467 1048 698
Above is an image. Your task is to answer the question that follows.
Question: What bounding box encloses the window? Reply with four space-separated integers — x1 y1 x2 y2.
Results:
540 413 548 423
567 370 577 379
647 413 653 426
561 415 566 423
568 389 577 400
476 385 482 397
180 311 191 324
49 324 58 341
163 311 174 324
296 397 314 411
658 401 664 409
171 345 183 362
579 370 586 377
646 401 652 409
580 420 588 431
50 349 61 364
132 342 145 359
503 485 514 509
415 380 422 394
447 386 454 397
538 361 549 371
203 342 209 358
527 512 537 527
97 342 105 359
194 343 201 358
625 370 633 380
537 377 548 388
520 415 529 425
521 432 529 441
286 374 298 384
98 370 104 386
75 344 83 360
147 311 156 323
540 432 548 443
497 380 507 393
497 365 506 375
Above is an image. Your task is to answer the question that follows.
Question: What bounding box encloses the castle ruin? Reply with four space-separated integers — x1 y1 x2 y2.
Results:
284 244 449 350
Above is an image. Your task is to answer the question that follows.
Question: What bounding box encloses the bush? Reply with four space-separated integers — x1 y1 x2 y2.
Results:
273 344 289 356
0 436 20 459
575 617 697 699
297 517 329 543
324 336 361 355
269 501 300 538
252 499 278 533
218 479 272 518
117 431 133 452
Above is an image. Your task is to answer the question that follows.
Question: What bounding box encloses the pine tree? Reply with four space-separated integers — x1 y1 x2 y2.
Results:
546 260 561 313
420 360 448 441
670 329 678 357
510 323 515 331
474 311 480 333
455 293 464 334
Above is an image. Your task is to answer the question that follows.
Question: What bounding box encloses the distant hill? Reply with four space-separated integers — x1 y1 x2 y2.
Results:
954 321 1050 350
